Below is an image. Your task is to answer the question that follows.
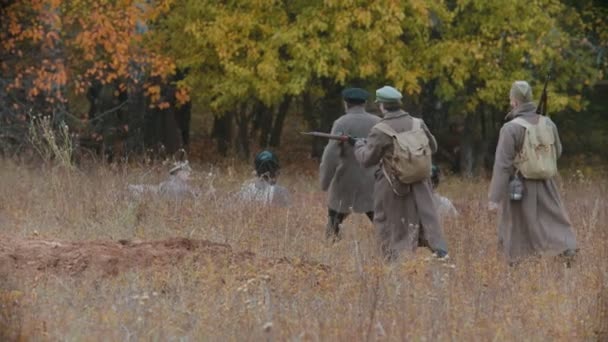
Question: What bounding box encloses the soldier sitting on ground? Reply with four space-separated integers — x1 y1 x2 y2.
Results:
431 165 459 218
238 150 291 207
128 161 199 200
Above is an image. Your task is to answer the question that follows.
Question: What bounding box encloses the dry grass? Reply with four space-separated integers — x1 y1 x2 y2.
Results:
0 159 606 341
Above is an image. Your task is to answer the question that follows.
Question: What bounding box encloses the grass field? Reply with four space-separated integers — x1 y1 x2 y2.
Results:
0 159 606 341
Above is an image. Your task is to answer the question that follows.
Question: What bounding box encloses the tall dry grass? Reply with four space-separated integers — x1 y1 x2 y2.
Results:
0 159 606 341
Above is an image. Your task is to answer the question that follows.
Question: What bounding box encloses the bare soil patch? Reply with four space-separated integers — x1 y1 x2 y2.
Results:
0 236 330 278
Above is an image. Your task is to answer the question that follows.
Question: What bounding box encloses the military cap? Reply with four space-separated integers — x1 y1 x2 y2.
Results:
510 80 533 103
341 88 369 102
254 150 280 176
375 86 403 103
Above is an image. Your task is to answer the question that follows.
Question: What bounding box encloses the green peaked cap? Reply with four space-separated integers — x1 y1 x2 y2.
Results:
375 86 403 103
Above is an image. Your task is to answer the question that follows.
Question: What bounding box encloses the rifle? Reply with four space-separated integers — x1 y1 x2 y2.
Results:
536 64 553 115
300 131 350 143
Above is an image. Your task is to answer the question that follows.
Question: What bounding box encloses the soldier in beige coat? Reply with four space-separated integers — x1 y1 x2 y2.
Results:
320 88 380 240
488 81 577 263
354 86 448 260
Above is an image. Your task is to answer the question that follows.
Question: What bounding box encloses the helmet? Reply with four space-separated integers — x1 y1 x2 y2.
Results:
254 150 280 177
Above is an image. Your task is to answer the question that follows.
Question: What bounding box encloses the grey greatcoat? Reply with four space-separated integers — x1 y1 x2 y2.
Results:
238 178 291 208
320 106 380 213
488 102 576 261
354 110 448 258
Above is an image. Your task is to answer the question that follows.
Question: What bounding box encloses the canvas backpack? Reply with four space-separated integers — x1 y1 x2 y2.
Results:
511 116 558 180
374 118 432 185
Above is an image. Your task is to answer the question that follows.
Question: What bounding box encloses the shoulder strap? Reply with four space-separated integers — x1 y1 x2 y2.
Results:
374 122 397 137
538 116 549 126
511 117 533 129
412 118 422 130
375 118 423 137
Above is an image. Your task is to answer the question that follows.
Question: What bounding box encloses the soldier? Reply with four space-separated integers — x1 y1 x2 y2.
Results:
488 81 577 263
239 150 291 207
354 86 449 260
159 161 198 199
320 87 380 241
128 161 198 200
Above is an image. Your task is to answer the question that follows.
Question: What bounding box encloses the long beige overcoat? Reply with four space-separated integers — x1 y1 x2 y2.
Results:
320 106 380 213
488 102 576 261
354 110 448 259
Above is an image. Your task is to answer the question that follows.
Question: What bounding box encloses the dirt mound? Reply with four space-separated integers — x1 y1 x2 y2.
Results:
0 236 329 278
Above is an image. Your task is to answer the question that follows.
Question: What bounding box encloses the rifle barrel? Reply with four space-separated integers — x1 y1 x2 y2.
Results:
300 132 348 141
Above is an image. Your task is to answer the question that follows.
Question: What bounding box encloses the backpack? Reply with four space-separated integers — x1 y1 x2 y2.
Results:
374 118 432 184
511 116 558 179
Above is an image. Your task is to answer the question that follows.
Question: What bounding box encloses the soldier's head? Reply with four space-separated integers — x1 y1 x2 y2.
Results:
431 164 440 189
509 80 533 108
342 87 369 109
254 150 280 185
169 161 192 181
375 86 403 113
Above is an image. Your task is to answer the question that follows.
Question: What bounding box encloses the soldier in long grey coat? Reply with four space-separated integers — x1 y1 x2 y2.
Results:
488 81 577 263
354 86 449 260
320 88 380 240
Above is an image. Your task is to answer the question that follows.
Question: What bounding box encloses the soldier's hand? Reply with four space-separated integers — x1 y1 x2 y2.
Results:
346 136 358 146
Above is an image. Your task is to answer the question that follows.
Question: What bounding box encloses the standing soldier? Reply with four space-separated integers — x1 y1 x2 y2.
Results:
488 81 576 263
354 86 449 260
320 88 380 241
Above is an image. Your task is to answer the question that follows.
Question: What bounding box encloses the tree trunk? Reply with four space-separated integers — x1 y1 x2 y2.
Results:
161 109 182 154
269 96 291 147
176 101 191 148
302 92 323 158
212 113 232 156
234 106 251 159
459 113 475 178
253 101 272 148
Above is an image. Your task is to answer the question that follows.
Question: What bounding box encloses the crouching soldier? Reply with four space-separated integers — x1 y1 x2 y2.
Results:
320 87 380 241
128 161 198 200
488 81 576 263
159 161 198 200
239 150 291 207
354 86 449 261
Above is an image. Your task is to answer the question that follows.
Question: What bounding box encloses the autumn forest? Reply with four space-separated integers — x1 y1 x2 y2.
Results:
1 0 606 173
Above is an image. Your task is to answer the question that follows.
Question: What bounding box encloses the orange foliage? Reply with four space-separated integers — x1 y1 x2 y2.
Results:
1 0 181 109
